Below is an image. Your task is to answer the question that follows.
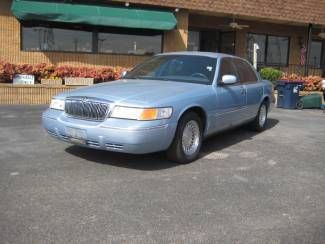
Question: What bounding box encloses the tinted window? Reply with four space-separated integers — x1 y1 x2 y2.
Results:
98 32 162 55
22 26 92 52
126 55 217 84
247 34 266 65
266 36 289 65
187 30 200 51
309 41 322 68
220 32 235 54
21 22 162 55
233 59 258 83
246 33 289 66
218 58 238 83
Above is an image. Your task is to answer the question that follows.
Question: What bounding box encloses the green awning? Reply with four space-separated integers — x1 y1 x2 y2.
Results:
11 0 177 30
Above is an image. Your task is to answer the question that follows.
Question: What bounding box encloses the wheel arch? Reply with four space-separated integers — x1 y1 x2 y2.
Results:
261 95 271 108
177 105 208 134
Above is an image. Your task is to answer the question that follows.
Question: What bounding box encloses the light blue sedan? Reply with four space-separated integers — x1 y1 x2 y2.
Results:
42 52 272 163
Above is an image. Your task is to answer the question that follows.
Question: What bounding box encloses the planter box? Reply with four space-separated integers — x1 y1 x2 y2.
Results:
65 77 94 86
0 84 76 104
41 78 63 86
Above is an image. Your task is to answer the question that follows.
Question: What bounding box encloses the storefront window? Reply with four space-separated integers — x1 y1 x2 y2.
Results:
266 36 289 65
220 32 235 55
247 34 266 65
98 32 161 55
22 26 92 52
247 33 289 66
309 41 322 68
187 30 200 51
21 22 162 55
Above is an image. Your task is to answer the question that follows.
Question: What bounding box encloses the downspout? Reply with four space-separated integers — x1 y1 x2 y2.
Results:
305 23 313 76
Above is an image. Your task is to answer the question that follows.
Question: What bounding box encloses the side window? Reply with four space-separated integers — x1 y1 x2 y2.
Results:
218 58 238 83
233 59 258 83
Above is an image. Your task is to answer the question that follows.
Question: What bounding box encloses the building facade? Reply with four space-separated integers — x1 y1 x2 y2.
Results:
1 0 325 75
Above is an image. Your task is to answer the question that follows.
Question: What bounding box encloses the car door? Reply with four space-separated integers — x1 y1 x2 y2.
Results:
233 58 263 120
215 57 247 129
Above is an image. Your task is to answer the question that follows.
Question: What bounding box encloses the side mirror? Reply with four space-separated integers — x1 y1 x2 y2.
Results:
121 70 128 78
221 75 237 85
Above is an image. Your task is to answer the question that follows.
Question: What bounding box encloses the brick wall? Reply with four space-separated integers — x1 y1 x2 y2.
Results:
112 0 325 26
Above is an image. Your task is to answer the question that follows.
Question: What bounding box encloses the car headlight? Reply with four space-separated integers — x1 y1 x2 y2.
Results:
50 98 65 111
110 106 172 120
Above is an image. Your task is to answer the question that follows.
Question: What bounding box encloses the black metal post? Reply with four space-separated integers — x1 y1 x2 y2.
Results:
305 23 313 76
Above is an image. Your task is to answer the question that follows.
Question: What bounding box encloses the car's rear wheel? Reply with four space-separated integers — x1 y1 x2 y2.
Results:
250 101 268 132
167 112 203 164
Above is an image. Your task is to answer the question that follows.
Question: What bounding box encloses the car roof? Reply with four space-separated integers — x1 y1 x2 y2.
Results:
157 51 237 59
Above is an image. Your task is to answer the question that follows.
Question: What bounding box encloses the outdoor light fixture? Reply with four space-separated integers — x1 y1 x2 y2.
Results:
175 8 179 12
125 2 130 7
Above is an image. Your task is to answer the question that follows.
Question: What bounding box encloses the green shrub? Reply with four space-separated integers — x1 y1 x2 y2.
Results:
259 67 283 86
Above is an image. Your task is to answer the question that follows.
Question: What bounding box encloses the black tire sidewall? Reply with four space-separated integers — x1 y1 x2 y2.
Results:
296 101 303 110
257 102 268 130
168 112 203 163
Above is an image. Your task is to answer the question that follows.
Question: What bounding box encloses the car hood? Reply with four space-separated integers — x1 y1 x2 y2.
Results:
58 79 208 106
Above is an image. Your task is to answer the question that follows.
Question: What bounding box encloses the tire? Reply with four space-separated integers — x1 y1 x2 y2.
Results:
296 100 303 110
167 112 203 164
250 101 268 132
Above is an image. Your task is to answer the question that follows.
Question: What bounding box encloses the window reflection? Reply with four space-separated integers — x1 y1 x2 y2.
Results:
247 33 289 66
22 26 92 52
247 34 266 64
309 41 322 68
266 36 289 65
21 23 163 55
98 32 162 55
187 30 200 51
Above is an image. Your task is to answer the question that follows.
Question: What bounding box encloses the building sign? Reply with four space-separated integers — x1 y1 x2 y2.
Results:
13 74 35 85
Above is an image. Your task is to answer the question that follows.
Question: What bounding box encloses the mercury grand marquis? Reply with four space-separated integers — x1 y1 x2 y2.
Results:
42 52 273 163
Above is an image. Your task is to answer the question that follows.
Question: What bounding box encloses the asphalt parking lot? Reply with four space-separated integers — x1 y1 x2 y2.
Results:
1 105 325 243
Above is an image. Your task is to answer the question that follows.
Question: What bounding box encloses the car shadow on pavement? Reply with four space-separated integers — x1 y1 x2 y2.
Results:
65 146 178 170
65 118 279 170
200 118 279 155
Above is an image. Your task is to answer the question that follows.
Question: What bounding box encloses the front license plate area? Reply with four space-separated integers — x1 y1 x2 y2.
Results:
65 127 87 144
69 137 86 145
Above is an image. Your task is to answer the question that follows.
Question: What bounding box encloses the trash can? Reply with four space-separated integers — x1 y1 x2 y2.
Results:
276 80 304 109
296 93 322 109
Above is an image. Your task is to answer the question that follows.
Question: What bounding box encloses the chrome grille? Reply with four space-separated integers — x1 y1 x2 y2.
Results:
64 97 110 121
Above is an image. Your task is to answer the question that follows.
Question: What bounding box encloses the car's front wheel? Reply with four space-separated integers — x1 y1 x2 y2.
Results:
167 112 203 164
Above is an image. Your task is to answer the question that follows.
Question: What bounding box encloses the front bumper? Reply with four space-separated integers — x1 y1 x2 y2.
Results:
42 109 177 154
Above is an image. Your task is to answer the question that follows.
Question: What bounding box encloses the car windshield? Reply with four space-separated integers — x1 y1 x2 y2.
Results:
125 55 217 85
